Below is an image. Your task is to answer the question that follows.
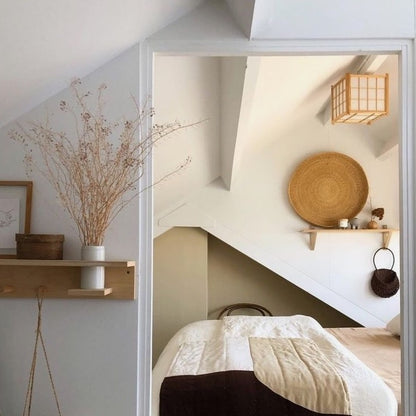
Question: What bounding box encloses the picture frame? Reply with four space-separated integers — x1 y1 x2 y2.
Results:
0 181 33 258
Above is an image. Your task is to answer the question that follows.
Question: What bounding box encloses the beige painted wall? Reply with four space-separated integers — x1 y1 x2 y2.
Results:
207 235 358 327
153 227 208 365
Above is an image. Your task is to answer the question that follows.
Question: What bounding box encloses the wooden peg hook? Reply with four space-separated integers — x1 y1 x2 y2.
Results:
36 286 47 297
0 285 15 294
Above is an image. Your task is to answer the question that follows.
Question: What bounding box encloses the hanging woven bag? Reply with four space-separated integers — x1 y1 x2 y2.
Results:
370 247 399 298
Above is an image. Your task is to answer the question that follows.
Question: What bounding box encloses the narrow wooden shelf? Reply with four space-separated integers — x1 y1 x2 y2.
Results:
301 228 398 250
68 288 113 297
0 259 135 267
0 259 135 300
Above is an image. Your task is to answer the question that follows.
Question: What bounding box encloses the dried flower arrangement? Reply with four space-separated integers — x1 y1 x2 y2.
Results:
367 207 385 229
10 79 196 246
371 208 384 221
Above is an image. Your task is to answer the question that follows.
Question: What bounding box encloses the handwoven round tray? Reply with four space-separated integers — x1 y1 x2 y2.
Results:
288 152 369 228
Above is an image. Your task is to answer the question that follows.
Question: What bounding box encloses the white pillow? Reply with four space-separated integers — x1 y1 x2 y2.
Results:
223 315 322 338
386 313 400 336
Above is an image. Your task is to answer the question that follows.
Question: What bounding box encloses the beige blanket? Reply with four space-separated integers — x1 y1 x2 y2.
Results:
249 337 351 415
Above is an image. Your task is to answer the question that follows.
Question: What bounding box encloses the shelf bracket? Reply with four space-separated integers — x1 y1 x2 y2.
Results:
383 230 393 248
309 232 317 250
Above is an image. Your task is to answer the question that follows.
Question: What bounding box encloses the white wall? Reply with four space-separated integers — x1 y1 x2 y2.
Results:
219 56 247 189
154 56 221 215
0 46 140 416
1 0 204 129
251 0 413 40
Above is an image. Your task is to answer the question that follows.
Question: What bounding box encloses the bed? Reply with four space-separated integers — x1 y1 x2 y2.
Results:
152 314 399 416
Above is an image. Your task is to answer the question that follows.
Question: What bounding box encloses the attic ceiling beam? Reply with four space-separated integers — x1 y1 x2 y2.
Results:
319 55 389 125
156 203 215 236
225 0 256 38
220 56 261 190
377 136 399 160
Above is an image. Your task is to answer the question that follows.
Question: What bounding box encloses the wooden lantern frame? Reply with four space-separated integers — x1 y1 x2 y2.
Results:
331 73 389 124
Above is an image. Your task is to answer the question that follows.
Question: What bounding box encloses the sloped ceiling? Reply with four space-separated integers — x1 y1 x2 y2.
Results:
224 0 256 37
154 54 398 217
0 0 204 129
3 0 399 212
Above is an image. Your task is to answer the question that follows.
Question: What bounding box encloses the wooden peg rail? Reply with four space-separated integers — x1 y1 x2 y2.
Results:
301 228 398 251
0 259 136 300
0 285 15 294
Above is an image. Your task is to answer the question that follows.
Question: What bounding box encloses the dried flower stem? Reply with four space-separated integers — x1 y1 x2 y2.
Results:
10 79 197 246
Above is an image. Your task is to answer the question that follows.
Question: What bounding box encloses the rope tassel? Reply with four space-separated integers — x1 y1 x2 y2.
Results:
23 288 62 416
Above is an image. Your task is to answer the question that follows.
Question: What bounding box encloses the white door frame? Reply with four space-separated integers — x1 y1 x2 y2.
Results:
137 38 415 416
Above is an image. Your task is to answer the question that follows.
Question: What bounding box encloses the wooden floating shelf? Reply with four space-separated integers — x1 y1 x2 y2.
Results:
301 228 398 251
0 259 135 267
68 288 113 297
0 259 135 300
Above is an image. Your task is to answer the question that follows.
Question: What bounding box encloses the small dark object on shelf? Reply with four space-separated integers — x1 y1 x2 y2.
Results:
16 234 64 260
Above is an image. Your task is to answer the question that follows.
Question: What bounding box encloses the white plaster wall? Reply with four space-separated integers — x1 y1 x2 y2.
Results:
153 56 221 215
251 0 414 40
219 56 247 188
225 0 255 38
0 46 140 416
1 0 204 129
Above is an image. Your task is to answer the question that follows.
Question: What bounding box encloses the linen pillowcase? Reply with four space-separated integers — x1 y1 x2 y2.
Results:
222 315 322 338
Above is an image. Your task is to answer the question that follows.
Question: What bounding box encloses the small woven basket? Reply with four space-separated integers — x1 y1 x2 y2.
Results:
16 234 64 260
370 248 399 298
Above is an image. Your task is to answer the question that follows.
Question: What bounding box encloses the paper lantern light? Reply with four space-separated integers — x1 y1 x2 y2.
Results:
331 73 389 124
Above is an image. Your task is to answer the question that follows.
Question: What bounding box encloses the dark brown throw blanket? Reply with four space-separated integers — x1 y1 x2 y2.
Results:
160 370 352 416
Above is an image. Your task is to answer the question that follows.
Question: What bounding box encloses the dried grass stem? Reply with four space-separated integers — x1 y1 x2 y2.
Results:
10 79 196 246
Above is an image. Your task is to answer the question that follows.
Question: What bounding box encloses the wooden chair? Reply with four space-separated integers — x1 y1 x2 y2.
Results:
217 303 273 319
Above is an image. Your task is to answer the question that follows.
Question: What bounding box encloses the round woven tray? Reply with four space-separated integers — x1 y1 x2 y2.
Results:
288 152 369 228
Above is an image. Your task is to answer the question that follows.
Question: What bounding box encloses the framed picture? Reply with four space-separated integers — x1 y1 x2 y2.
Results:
0 181 33 258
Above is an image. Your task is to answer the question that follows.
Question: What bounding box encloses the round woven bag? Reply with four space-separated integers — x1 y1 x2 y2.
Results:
371 248 399 298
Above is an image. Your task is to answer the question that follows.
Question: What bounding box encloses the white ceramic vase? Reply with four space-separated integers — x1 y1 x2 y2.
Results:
81 245 105 289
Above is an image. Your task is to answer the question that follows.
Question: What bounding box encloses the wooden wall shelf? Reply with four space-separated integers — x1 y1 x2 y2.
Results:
0 259 135 300
301 228 398 250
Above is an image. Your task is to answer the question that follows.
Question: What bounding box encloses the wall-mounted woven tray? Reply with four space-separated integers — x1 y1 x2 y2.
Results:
288 152 369 228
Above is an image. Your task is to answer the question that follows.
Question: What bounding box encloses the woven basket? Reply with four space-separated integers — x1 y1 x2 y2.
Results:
370 248 399 298
16 234 64 260
371 269 399 298
288 152 369 228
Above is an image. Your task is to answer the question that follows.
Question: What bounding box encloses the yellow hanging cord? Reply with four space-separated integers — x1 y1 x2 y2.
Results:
22 287 62 416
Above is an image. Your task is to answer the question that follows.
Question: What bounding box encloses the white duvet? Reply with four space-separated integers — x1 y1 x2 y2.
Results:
152 315 397 416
